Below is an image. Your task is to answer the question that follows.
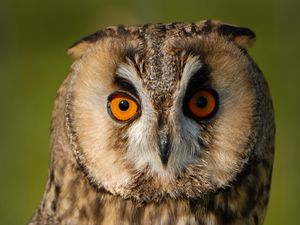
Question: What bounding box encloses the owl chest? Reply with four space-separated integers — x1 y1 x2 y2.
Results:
56 192 201 225
37 180 260 225
60 194 257 225
91 199 200 225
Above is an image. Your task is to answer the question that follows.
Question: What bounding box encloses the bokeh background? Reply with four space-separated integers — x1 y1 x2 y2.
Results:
1 0 299 224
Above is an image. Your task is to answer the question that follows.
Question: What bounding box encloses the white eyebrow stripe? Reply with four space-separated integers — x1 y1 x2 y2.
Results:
116 62 143 87
174 56 203 104
116 63 154 110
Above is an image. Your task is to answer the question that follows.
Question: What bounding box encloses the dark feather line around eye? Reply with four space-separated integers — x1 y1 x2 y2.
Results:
113 75 140 99
198 137 209 148
182 65 211 115
186 64 210 94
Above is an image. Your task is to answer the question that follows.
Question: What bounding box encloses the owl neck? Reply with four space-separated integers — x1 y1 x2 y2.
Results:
30 150 272 225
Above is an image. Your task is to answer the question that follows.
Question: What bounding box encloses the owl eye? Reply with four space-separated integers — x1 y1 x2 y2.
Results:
107 92 139 122
188 89 218 119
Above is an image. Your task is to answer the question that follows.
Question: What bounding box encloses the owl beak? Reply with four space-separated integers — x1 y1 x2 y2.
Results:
159 135 170 166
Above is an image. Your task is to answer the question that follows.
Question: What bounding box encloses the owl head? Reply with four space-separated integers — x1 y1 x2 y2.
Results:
61 20 273 203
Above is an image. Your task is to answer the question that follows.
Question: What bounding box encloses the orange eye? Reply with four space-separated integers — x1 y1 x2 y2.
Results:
108 93 139 122
188 90 217 118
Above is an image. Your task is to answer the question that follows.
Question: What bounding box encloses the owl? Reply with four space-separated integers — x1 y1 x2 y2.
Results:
29 20 275 225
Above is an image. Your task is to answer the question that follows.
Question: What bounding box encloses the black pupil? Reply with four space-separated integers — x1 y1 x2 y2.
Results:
196 96 208 108
119 100 130 111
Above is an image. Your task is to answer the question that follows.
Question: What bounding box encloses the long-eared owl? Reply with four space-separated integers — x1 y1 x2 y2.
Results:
29 20 275 225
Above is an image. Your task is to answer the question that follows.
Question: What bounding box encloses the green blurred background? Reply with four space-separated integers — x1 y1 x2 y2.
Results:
1 0 299 224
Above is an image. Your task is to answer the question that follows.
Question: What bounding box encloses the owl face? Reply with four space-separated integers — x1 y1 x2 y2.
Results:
66 22 258 201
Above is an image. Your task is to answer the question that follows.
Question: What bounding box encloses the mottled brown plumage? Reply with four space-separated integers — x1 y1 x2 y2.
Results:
29 20 275 225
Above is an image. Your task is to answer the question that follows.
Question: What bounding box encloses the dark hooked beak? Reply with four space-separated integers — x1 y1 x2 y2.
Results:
158 134 170 166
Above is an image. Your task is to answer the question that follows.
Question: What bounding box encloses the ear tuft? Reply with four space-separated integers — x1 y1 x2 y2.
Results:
67 41 93 59
218 23 256 48
67 30 108 59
